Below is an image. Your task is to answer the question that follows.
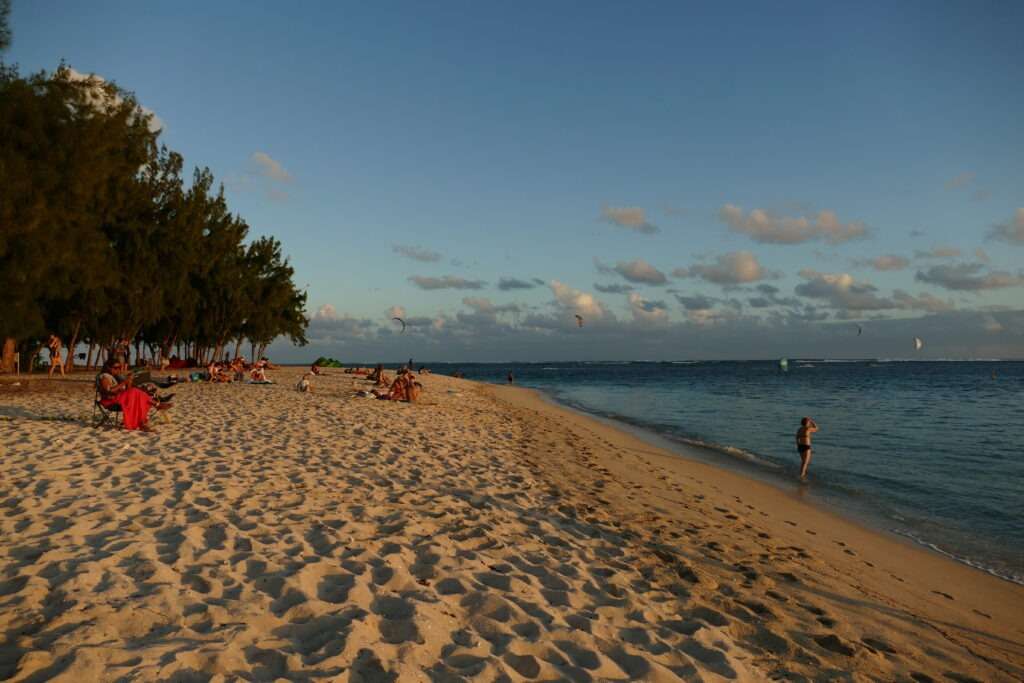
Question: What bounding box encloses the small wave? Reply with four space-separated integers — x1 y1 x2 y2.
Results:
890 529 1024 586
675 437 783 469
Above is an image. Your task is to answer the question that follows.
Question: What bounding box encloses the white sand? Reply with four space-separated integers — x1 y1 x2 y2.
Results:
0 368 1021 682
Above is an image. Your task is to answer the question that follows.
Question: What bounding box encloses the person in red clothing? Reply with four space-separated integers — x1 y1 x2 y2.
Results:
96 359 170 430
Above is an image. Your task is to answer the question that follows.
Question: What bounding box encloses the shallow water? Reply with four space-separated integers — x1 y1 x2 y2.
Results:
423 360 1024 584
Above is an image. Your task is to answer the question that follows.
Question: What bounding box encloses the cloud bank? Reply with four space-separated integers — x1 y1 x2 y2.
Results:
393 245 443 262
408 275 486 290
601 206 659 234
720 205 867 244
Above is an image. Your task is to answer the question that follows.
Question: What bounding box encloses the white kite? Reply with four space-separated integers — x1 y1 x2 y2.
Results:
913 336 923 351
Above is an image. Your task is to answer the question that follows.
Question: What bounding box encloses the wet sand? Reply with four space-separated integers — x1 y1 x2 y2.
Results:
0 368 1021 681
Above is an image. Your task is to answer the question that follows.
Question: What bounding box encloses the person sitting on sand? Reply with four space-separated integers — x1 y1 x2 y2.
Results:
388 373 409 401
229 357 246 380
207 361 228 383
47 334 65 378
97 359 171 430
297 373 313 393
310 363 322 376
250 365 271 383
795 416 819 480
367 363 384 383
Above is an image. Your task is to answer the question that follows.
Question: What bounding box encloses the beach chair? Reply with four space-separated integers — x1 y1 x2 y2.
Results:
92 388 123 428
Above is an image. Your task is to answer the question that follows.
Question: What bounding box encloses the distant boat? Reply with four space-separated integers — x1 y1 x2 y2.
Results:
779 358 789 372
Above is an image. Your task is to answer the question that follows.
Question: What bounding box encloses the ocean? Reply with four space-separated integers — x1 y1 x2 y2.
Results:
418 360 1023 585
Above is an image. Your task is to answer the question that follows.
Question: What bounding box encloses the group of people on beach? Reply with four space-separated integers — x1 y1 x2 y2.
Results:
203 357 276 384
59 335 821 476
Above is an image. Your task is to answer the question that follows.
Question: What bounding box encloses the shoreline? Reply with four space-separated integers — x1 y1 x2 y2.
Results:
520 383 1024 588
0 368 1021 680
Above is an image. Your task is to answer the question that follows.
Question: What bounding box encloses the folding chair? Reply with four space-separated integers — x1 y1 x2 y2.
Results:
92 389 123 428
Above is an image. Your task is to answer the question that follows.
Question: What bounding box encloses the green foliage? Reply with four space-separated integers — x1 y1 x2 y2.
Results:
314 357 344 368
0 63 308 366
0 0 10 53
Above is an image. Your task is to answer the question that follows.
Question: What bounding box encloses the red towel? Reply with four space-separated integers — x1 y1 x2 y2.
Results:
105 388 154 430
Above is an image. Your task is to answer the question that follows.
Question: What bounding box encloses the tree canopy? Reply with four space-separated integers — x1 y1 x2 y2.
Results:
0 63 308 370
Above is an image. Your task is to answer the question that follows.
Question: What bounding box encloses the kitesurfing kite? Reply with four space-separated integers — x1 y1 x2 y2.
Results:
779 358 789 372
913 336 923 351
575 314 584 328
392 317 407 333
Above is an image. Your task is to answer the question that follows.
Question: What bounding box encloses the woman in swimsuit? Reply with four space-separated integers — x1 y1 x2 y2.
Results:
795 417 818 480
47 335 65 377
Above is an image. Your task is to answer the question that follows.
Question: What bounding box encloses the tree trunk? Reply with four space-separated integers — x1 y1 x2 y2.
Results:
65 320 82 372
21 341 43 373
1 338 15 374
233 336 243 360
86 343 96 370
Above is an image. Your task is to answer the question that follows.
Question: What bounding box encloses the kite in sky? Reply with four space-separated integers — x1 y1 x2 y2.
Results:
392 317 406 333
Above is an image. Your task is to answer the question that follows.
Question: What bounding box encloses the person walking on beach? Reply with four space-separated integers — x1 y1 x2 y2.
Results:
795 416 818 480
507 371 514 384
47 334 65 377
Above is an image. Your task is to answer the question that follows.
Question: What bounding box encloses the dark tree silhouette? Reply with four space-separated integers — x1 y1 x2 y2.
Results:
0 63 308 372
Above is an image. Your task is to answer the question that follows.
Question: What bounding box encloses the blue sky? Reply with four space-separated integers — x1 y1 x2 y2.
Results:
9 1 1024 359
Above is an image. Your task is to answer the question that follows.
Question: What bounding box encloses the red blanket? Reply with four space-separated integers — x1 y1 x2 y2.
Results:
102 387 154 430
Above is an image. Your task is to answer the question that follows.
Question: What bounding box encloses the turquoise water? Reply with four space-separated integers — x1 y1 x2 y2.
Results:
427 360 1024 584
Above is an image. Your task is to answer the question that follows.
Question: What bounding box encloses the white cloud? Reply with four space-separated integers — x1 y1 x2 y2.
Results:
392 244 442 262
462 297 520 315
408 275 486 290
628 292 669 325
860 254 910 271
612 259 668 285
684 251 769 285
601 206 659 234
989 208 1024 245
914 246 962 259
719 204 867 244
550 280 609 320
387 305 406 320
314 304 339 320
64 67 164 132
250 152 291 182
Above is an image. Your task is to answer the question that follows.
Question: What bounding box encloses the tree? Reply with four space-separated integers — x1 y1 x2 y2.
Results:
0 62 308 373
0 64 159 371
0 0 12 53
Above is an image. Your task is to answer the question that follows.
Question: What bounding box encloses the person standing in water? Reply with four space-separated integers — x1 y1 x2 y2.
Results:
507 371 514 384
795 417 818 480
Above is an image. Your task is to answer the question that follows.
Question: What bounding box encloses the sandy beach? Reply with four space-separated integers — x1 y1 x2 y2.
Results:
0 368 1021 682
